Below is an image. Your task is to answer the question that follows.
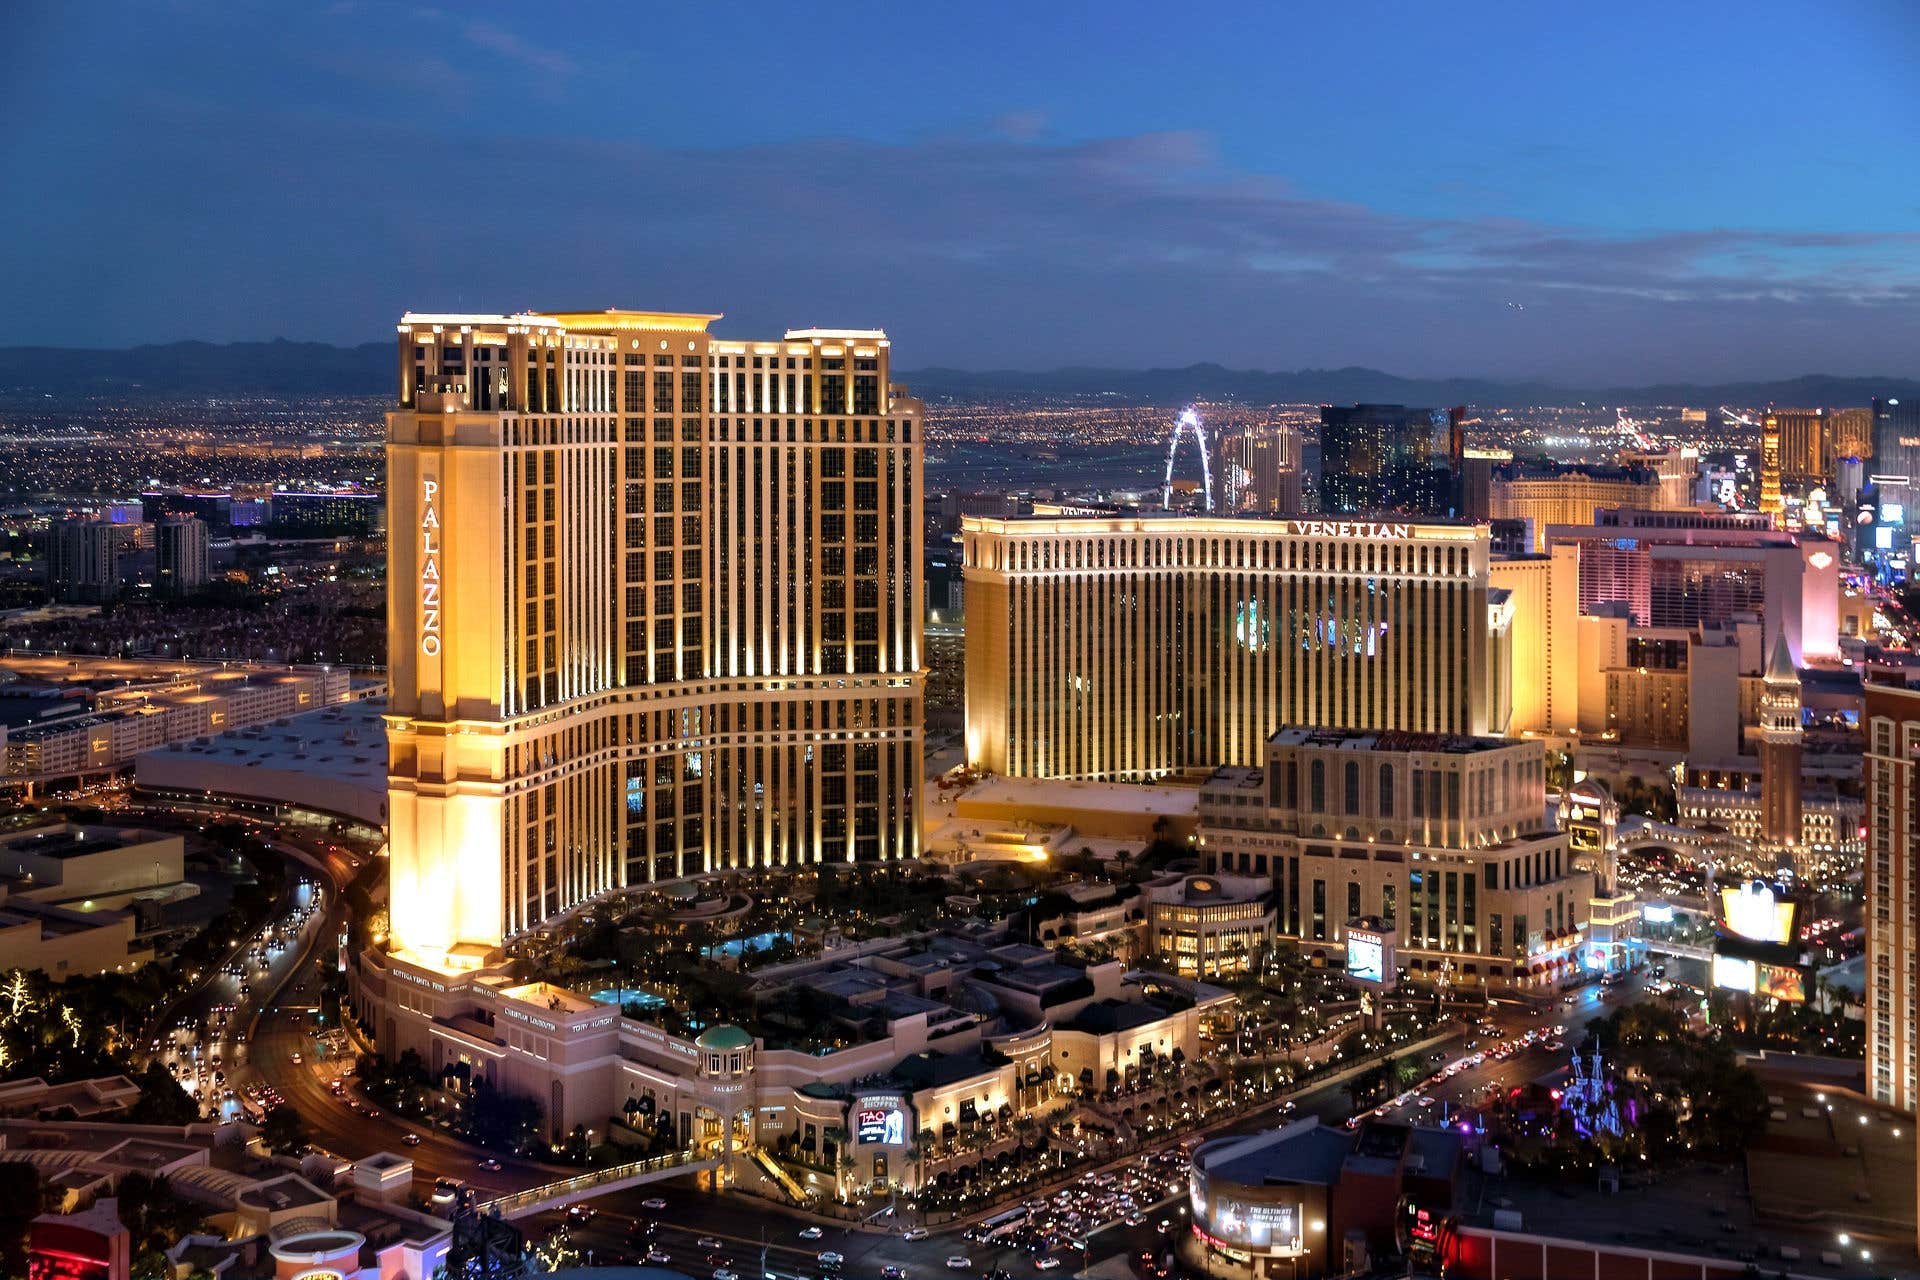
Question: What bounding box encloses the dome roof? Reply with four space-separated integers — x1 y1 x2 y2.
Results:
696 1024 755 1051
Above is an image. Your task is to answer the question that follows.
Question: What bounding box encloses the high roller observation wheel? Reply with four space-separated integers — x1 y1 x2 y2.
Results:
1161 406 1212 511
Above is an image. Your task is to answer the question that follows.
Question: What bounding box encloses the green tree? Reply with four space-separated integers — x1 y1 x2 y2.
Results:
0 1163 41 1279
468 1082 544 1154
261 1104 309 1154
128 1060 200 1125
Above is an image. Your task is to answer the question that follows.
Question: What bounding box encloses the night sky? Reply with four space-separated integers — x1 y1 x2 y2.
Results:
4 1 1917 381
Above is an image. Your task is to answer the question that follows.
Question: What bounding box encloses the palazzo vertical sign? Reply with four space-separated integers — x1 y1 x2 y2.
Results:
420 477 443 658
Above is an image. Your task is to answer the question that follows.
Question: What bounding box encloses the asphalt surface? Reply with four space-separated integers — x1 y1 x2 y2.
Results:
513 979 1659 1279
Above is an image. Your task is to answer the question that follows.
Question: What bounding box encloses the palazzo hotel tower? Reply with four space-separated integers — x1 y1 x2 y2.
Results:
386 310 924 967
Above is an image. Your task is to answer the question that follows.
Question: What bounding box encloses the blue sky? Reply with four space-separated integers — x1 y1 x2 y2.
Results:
3 1 1916 380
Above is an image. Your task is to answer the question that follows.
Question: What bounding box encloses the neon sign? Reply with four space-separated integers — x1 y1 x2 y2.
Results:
1285 519 1413 540
420 477 442 657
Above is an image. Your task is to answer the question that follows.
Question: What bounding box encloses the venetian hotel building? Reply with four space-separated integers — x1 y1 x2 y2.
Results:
385 310 923 966
963 516 1510 779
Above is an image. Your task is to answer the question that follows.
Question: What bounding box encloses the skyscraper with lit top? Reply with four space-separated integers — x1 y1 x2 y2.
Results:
383 310 923 967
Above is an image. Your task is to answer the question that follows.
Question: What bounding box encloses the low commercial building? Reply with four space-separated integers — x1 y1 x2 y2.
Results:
0 897 151 979
28 1197 131 1280
351 927 1230 1195
0 654 359 789
0 823 185 911
1198 729 1593 992
1185 1118 1463 1279
135 696 389 827
0 824 182 977
1676 782 1863 881
1146 874 1275 978
0 1116 450 1280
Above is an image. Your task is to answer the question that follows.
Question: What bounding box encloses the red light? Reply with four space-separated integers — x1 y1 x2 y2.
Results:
1550 1089 1562 1101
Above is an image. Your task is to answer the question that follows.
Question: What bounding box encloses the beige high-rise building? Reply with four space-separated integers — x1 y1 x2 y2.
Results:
385 310 924 967
1866 679 1920 1115
1198 728 1590 992
962 515 1508 780
1489 467 1663 553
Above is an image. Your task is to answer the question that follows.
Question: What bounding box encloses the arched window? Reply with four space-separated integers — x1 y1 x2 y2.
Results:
1309 760 1325 811
1344 761 1361 815
1379 764 1394 817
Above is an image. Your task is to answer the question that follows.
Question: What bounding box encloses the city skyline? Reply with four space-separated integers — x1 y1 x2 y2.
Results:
3 7 1920 1278
4 3 1918 380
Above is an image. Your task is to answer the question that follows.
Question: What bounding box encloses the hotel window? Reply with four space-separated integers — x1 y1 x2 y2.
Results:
1344 761 1360 815
1379 765 1394 817
1310 760 1325 811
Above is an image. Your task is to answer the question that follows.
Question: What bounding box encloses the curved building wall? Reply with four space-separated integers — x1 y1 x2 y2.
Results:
384 312 924 961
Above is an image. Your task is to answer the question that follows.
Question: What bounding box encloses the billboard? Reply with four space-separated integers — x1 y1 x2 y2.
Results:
1713 954 1807 1003
1347 932 1384 984
1345 921 1395 988
1720 881 1796 946
1712 954 1757 994
1207 1197 1304 1254
856 1101 907 1145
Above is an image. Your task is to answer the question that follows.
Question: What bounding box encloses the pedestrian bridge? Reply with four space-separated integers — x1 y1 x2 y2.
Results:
478 1149 718 1220
1641 938 1715 963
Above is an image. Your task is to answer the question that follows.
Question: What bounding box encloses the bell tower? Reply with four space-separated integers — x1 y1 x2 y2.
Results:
1759 629 1803 859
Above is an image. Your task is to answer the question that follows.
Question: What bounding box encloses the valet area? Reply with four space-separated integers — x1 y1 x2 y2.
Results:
351 926 1230 1198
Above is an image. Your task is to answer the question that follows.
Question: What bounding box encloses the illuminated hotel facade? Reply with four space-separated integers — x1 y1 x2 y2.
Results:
384 310 923 966
962 516 1509 779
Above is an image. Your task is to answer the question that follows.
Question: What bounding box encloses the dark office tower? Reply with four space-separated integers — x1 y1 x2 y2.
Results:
1867 397 1920 576
1318 404 1456 517
46 518 121 604
154 516 209 597
1872 398 1920 492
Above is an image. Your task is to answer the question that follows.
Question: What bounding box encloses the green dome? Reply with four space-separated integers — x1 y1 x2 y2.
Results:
696 1024 755 1051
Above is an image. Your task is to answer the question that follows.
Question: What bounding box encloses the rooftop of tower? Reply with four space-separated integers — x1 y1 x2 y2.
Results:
536 309 723 332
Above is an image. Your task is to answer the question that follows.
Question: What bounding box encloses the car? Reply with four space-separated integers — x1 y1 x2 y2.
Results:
902 1228 929 1242
289 1052 302 1065
401 1133 421 1146
642 1198 669 1210
1035 1260 1062 1271
798 1228 824 1241
882 1268 906 1280
698 1238 725 1250
1124 1213 1146 1227
646 1250 672 1264
817 1253 844 1266
477 1157 503 1172
714 1270 740 1280
567 1204 595 1222
946 1258 973 1270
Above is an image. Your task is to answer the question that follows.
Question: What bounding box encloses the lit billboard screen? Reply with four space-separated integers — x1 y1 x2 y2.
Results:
1713 954 1756 994
1720 881 1796 946
1347 930 1385 984
1206 1196 1303 1254
1757 963 1806 1003
1713 954 1806 1003
856 1104 906 1145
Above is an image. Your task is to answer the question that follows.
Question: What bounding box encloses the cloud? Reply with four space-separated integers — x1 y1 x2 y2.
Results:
461 20 573 77
4 105 1917 380
992 110 1049 142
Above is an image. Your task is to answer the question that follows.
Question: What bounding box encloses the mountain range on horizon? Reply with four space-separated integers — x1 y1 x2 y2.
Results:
0 338 1914 411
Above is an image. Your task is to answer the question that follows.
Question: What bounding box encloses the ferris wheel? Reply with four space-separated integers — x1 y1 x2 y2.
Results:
1161 406 1213 511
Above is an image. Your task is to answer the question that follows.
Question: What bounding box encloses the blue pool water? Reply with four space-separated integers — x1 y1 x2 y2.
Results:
589 986 665 1010
712 929 792 958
